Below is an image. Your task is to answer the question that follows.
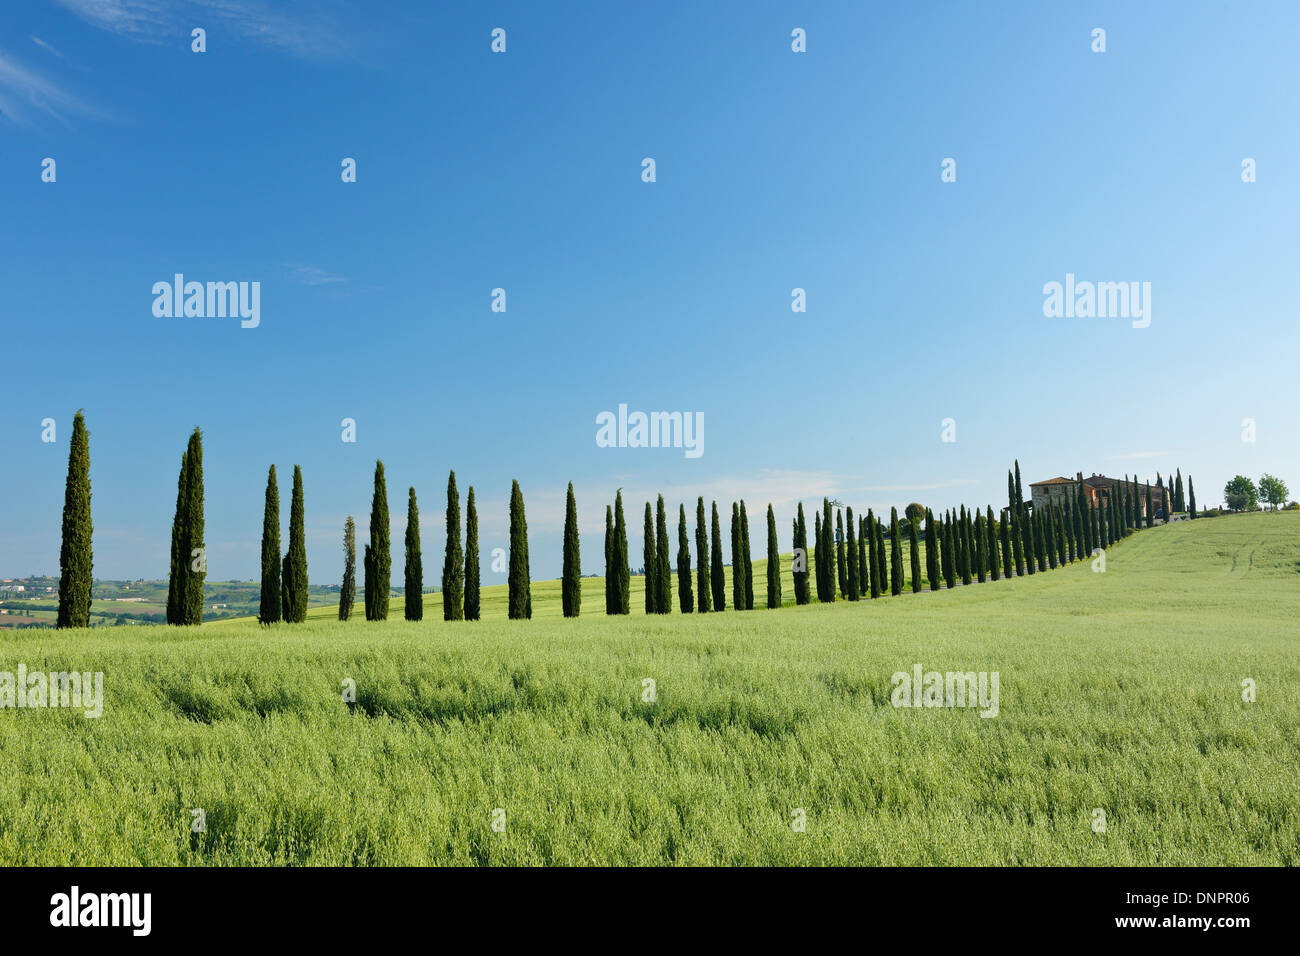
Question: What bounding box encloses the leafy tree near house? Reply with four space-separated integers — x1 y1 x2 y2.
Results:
695 497 712 612
464 487 481 620
403 486 423 622
57 409 93 629
890 508 903 596
710 501 726 611
339 516 356 621
562 482 581 618
282 465 308 623
740 500 755 610
845 506 859 601
604 505 614 614
676 503 693 613
792 502 810 605
507 480 531 619
656 495 673 613
443 471 464 621
905 503 925 527
1258 474 1289 510
925 508 939 591
258 465 280 624
643 502 657 614
766 504 782 608
909 514 922 592
1187 477 1197 518
613 492 630 614
363 460 391 621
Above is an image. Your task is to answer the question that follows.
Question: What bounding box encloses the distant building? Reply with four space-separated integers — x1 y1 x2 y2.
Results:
1030 474 1167 518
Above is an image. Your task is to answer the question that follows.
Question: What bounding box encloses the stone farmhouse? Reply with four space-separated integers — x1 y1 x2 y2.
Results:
1029 474 1168 518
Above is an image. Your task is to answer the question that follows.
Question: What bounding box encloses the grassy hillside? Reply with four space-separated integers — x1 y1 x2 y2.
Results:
0 513 1295 865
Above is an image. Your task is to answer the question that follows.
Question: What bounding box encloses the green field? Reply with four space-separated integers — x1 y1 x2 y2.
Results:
1 513 1296 865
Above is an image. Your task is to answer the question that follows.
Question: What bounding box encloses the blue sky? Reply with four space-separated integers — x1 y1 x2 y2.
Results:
2 0 1297 583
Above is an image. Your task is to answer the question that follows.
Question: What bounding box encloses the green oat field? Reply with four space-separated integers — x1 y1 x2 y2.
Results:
1 513 1296 865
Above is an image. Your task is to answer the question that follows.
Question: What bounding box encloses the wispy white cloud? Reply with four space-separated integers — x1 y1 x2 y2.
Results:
30 36 65 58
0 49 100 124
286 264 348 286
54 0 351 58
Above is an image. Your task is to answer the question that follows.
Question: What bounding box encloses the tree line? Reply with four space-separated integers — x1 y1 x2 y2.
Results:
50 417 1219 627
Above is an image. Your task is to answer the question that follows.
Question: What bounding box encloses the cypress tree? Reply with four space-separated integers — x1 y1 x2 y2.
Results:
859 516 870 597
180 429 205 625
987 506 1000 580
999 510 1012 578
943 514 956 588
443 471 464 620
835 510 847 598
604 505 614 614
731 503 743 609
875 517 887 596
363 460 391 621
56 409 93 629
166 448 188 625
959 508 972 586
1188 477 1197 518
710 501 726 611
562 482 581 617
792 502 810 605
1062 498 1074 561
925 509 939 591
1130 475 1141 530
507 480 531 619
974 511 986 583
740 502 754 611
889 508 903 596
1008 471 1025 576
823 498 837 604
909 514 922 592
339 516 356 621
677 503 693 613
1024 502 1037 575
1039 510 1050 571
613 491 630 613
766 504 781 608
1145 485 1154 528
866 510 881 598
403 486 423 622
813 511 825 601
1175 469 1185 513
643 502 657 614
656 495 672 613
464 487 481 620
1044 506 1057 570
258 464 280 624
845 506 859 600
695 497 711 613
282 465 308 623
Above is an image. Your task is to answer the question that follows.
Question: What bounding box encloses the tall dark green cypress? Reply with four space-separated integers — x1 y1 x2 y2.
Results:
656 495 672 614
925 508 939 591
1024 501 1037 575
1008 471 1025 576
959 508 972 586
1045 506 1057 570
363 461 391 621
813 511 826 601
824 498 837 604
403 486 423 621
987 505 1001 580
1175 469 1185 513
464 487 481 621
443 471 464 621
710 501 726 611
999 510 1012 579
974 511 986 583
858 516 870 597
643 502 657 614
676 503 693 613
908 514 922 592
282 465 308 623
604 505 614 614
562 482 581 618
1145 485 1154 528
1188 477 1197 518
876 515 889 595
56 410 92 629
339 516 356 621
740 501 754 611
765 504 781 608
731 503 743 609
845 506 859 600
866 510 881 598
695 497 712 612
792 502 810 605
613 492 630 614
176 428 205 626
166 448 188 625
258 464 280 624
507 480 531 619
835 510 847 598
942 513 956 588
888 508 902 595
